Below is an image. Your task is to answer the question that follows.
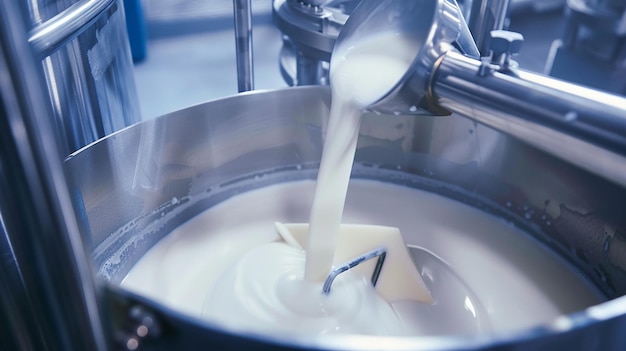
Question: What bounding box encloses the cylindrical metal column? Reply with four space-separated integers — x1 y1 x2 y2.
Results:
27 0 142 155
29 0 116 58
432 50 626 186
296 54 324 86
233 0 255 92
0 0 107 349
467 0 511 55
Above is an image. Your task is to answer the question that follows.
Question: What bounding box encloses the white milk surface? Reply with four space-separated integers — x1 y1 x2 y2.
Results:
121 179 604 337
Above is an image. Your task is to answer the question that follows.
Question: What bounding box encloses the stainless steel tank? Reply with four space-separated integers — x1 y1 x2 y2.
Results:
3 0 626 349
28 0 141 154
65 86 626 350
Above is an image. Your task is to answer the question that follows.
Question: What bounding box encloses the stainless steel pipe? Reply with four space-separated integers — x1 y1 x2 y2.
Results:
337 0 626 188
25 0 141 155
28 0 116 58
297 54 324 86
432 51 626 186
0 0 106 349
233 0 255 92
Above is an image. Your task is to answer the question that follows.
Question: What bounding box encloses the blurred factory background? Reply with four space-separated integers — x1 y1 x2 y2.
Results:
130 0 575 120
127 0 626 124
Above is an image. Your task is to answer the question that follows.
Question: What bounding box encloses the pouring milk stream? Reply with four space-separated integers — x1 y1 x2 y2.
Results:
199 31 433 335
304 32 419 282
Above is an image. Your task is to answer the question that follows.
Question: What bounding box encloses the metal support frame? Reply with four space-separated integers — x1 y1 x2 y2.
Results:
0 1 107 350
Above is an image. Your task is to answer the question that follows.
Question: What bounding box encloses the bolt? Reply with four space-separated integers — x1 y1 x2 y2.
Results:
129 305 161 338
125 336 139 351
489 30 524 69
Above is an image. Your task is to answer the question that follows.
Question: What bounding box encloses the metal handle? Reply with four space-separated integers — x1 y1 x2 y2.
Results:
29 0 116 57
233 0 255 92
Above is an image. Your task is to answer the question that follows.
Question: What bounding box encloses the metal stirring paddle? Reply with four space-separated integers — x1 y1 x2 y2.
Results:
322 247 387 295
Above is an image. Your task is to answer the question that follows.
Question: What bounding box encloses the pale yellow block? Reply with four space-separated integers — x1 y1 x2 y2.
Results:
275 222 433 304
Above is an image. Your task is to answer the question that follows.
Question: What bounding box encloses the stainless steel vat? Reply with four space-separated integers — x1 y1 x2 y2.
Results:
28 0 141 154
66 86 626 350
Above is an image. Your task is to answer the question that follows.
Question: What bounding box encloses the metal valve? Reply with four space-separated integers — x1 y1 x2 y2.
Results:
489 30 524 70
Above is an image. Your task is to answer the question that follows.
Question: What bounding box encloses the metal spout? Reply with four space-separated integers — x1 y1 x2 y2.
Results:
336 0 626 187
333 0 479 117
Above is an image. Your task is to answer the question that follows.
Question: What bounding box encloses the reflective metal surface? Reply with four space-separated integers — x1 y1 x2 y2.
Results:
29 0 116 57
27 0 141 154
322 247 387 295
66 86 626 350
0 0 107 349
466 0 511 55
233 0 254 92
6 0 625 349
0 215 40 350
333 0 479 116
272 0 502 86
337 0 626 187
434 50 626 187
273 0 351 86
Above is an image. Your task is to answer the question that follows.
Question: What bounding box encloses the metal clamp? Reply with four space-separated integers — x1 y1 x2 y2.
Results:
489 30 524 70
479 30 524 76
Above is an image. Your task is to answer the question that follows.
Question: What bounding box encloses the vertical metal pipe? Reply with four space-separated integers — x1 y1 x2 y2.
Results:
0 217 45 350
233 0 254 92
25 0 142 155
0 0 107 350
296 54 323 86
467 0 511 56
28 0 117 58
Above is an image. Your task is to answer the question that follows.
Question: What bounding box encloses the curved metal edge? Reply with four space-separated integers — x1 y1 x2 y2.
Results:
107 279 626 351
28 0 116 58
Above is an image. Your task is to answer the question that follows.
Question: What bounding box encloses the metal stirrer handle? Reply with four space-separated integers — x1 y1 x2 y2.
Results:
322 247 387 295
